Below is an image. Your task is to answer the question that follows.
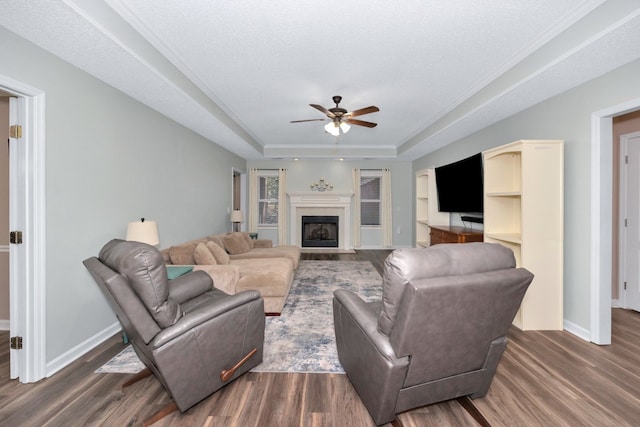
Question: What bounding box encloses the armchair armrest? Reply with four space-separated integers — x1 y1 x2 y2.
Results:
151 289 262 348
252 239 273 248
333 289 401 362
168 271 213 304
333 289 409 425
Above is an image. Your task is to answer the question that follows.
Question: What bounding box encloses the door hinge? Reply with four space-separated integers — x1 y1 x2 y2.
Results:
9 125 22 139
9 231 23 244
625 155 628 164
625 218 628 227
10 336 23 350
624 281 627 290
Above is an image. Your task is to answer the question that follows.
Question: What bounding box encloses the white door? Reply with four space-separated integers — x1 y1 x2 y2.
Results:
621 131 640 311
8 96 25 379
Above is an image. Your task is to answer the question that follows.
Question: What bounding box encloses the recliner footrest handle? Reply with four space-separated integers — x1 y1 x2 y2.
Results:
220 348 257 382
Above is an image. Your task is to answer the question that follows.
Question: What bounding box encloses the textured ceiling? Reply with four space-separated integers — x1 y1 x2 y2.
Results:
1 0 639 160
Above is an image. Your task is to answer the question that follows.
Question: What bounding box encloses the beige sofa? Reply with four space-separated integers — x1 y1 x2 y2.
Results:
161 232 301 314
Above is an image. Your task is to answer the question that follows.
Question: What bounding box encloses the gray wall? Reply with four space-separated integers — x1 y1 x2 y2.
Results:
413 57 640 333
248 159 413 248
0 27 246 367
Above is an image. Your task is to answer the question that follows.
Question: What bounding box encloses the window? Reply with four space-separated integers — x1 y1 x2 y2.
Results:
360 175 381 226
258 173 279 226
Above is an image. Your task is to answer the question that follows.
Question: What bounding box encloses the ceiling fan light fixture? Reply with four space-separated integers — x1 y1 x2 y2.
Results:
324 121 340 136
339 122 351 133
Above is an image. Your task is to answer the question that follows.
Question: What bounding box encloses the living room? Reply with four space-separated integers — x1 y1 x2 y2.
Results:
2 1 640 425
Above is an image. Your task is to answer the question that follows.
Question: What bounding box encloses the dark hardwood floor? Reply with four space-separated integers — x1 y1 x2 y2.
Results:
2 250 640 426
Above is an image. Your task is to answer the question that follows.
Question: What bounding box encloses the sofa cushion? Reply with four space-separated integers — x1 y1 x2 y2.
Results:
229 245 301 269
223 233 251 255
194 242 217 265
169 242 198 265
207 241 230 265
233 258 294 297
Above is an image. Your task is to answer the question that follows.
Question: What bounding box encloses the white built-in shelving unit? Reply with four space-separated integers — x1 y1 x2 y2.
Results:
483 140 564 330
415 168 449 247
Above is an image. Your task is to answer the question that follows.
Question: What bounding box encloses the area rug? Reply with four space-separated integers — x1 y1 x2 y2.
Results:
95 345 144 374
96 260 382 374
254 260 382 373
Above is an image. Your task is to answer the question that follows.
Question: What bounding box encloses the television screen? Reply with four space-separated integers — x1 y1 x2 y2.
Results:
434 153 484 213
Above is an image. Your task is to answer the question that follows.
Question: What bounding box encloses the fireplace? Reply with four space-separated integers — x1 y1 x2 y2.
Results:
301 216 339 248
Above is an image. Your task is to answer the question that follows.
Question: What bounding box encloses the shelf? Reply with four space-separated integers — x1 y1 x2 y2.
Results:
484 233 522 244
486 191 521 197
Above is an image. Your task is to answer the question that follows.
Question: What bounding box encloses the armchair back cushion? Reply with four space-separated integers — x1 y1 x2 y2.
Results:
100 239 182 328
378 243 516 335
389 267 533 386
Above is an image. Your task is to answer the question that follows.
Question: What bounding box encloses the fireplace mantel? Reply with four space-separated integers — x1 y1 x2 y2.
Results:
287 192 354 249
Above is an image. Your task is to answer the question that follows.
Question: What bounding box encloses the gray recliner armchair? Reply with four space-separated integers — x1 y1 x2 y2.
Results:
84 239 265 424
333 243 533 425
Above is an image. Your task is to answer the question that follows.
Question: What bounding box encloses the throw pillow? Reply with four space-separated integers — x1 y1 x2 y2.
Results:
207 234 226 249
194 242 217 265
222 233 251 255
169 242 197 265
240 232 255 249
206 241 230 265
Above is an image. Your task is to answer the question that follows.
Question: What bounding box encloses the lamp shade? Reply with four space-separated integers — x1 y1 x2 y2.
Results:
126 219 159 245
230 210 244 223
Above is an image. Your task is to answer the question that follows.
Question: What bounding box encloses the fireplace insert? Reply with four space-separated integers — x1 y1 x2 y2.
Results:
301 216 339 248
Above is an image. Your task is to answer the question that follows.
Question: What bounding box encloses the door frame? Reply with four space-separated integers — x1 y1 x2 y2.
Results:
591 97 640 345
618 131 640 308
1 73 46 383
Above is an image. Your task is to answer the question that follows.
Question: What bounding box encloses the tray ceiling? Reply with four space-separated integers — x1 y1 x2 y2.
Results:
1 1 639 159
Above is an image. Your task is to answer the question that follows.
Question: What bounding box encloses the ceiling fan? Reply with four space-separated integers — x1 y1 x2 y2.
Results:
291 95 379 136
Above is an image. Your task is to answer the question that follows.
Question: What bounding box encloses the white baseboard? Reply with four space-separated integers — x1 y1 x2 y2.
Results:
563 319 591 342
0 319 9 331
46 322 122 377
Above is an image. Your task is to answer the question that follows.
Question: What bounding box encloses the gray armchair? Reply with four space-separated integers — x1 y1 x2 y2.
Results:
333 243 533 425
84 239 264 424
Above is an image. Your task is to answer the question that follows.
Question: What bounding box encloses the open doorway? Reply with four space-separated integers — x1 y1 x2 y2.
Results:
614 111 640 310
592 98 640 345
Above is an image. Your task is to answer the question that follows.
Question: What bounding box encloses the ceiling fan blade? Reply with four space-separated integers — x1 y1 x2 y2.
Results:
347 106 379 118
310 104 335 118
346 118 377 128
290 119 327 123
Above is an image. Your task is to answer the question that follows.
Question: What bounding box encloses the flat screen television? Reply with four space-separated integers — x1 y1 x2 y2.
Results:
434 153 484 214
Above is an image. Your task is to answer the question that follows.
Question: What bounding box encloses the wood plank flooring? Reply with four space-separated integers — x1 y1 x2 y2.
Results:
2 250 640 426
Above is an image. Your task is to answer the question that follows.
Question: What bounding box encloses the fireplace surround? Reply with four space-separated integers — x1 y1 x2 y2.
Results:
288 192 353 250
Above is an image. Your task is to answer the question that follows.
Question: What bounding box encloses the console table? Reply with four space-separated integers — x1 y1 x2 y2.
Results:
429 225 483 246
